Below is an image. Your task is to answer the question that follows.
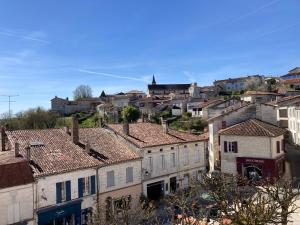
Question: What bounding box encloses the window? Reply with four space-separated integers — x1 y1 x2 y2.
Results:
224 141 238 153
149 156 153 170
107 171 115 187
276 141 280 153
126 167 133 183
78 176 96 197
195 149 200 162
161 155 165 169
56 180 71 203
184 150 189 165
171 152 176 167
221 121 227 129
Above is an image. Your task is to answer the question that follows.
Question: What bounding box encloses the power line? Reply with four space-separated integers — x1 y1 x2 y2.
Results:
0 94 19 119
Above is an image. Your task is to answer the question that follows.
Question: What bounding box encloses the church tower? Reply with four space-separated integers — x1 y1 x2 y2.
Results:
152 75 156 85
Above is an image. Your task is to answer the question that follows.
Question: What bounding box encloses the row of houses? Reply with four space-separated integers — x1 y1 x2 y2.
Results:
5 95 300 225
0 117 208 225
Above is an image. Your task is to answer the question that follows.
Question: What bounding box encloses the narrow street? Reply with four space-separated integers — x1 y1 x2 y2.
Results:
284 143 300 224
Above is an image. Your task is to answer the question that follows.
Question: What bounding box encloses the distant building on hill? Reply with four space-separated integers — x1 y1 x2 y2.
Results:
147 75 194 98
281 67 300 80
51 96 103 115
214 75 265 94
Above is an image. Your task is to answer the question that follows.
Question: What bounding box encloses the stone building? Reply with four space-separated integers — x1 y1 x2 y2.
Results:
107 122 208 200
147 75 192 98
281 67 300 80
214 75 265 94
219 119 286 181
0 150 34 225
51 96 103 115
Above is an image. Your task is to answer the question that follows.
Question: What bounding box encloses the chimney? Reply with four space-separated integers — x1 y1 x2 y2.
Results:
141 114 145 123
160 117 168 134
15 142 20 157
1 126 5 151
99 117 103 128
64 126 70 134
85 141 91 154
123 120 129 135
71 116 79 144
25 144 31 161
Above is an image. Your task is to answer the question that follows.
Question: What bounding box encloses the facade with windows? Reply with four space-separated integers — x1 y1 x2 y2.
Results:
78 127 142 222
4 128 100 225
36 169 97 225
219 119 286 181
0 150 34 225
108 122 208 200
3 122 143 225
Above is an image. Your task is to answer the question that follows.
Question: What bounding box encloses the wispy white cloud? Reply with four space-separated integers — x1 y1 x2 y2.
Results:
182 70 196 83
230 0 281 24
76 68 150 83
0 28 49 44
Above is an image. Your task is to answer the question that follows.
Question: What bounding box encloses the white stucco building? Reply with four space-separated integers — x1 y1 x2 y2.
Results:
219 119 286 180
0 150 35 225
108 121 208 200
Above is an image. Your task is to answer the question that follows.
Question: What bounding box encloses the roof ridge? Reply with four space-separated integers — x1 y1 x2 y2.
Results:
250 119 274 136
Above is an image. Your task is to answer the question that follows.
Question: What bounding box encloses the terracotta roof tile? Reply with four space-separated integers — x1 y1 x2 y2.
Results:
79 128 140 165
283 78 300 84
264 95 300 106
6 129 100 177
108 122 208 148
219 119 286 137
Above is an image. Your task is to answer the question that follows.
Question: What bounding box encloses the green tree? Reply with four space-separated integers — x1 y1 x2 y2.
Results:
121 106 140 122
73 85 93 100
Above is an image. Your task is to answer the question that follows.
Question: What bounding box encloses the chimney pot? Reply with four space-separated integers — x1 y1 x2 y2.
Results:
160 117 168 134
1 126 5 151
71 116 79 144
85 141 91 154
123 120 129 135
25 144 31 161
99 117 103 128
64 126 70 134
15 142 20 157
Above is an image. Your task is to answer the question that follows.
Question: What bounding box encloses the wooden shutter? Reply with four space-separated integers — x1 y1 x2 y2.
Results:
78 178 84 198
91 175 96 194
224 141 228 152
126 167 133 183
66 180 71 201
56 182 62 204
107 171 115 187
276 141 280 153
233 141 238 153
281 139 285 152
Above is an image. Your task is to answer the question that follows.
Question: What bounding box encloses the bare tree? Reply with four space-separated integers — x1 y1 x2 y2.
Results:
73 85 93 100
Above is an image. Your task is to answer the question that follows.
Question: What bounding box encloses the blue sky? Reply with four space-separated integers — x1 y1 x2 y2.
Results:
0 0 299 114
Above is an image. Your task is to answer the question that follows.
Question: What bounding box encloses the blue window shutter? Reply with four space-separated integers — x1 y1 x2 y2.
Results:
78 178 84 198
56 182 62 204
66 180 71 201
91 175 96 195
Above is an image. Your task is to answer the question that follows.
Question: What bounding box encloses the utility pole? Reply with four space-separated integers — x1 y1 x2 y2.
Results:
0 95 19 119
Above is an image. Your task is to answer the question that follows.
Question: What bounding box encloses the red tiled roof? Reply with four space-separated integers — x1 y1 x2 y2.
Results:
207 102 253 122
0 151 34 189
79 128 140 165
219 119 286 137
6 129 100 177
283 78 300 84
243 91 281 96
108 122 208 148
263 95 300 106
